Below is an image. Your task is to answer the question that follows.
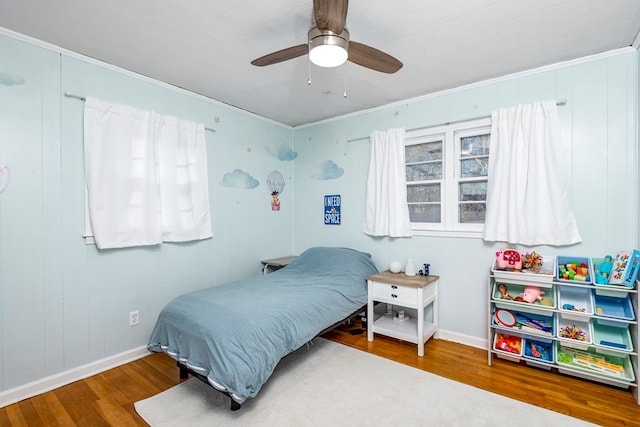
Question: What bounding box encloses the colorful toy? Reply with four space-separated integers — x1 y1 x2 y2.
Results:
525 341 551 361
522 251 543 272
520 286 545 303
495 334 521 355
516 313 553 333
497 283 514 300
562 303 586 312
558 347 624 376
596 255 613 284
609 250 640 286
559 324 586 341
558 261 591 282
495 249 522 270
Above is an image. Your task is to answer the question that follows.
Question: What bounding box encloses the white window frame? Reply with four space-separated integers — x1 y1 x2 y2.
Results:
406 118 491 238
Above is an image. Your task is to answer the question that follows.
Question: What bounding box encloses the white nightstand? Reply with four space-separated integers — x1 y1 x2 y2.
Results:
367 271 439 356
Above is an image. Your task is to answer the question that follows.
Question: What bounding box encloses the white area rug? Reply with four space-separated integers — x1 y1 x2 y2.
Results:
135 338 594 426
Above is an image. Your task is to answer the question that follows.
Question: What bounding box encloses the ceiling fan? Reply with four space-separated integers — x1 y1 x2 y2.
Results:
250 0 403 74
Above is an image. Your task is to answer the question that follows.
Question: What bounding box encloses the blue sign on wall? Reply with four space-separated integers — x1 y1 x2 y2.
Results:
324 194 341 225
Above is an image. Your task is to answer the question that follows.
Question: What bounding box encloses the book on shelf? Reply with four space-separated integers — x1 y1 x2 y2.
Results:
608 249 640 287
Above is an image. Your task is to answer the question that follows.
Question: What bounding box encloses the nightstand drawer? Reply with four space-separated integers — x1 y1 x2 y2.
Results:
371 281 417 307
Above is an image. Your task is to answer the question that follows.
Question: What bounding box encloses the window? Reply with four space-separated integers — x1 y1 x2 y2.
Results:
405 118 491 237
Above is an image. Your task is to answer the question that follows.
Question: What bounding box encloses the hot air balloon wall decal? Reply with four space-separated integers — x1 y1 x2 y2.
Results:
266 170 285 211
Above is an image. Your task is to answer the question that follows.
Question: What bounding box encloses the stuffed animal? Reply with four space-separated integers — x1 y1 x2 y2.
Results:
520 286 545 303
495 249 522 270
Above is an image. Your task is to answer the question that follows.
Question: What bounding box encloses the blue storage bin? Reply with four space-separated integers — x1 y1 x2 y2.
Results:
593 293 635 324
492 307 554 337
556 256 593 284
523 337 554 364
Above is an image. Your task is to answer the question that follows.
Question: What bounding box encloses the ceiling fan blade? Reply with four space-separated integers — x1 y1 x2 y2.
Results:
313 0 348 34
348 41 403 74
251 44 308 67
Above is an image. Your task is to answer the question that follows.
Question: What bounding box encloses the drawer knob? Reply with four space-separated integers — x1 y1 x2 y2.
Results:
391 294 398 298
391 285 398 289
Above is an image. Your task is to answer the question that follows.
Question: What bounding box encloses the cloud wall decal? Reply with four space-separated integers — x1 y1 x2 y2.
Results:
314 160 344 180
220 169 259 189
266 143 297 161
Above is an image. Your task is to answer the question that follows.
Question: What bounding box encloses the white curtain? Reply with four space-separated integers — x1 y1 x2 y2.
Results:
482 100 581 246
83 97 212 249
363 128 412 237
155 115 212 243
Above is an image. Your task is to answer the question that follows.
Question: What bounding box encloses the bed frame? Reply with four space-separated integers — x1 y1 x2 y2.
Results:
176 304 367 411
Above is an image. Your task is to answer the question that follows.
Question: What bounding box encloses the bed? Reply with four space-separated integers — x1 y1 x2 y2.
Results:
147 246 378 410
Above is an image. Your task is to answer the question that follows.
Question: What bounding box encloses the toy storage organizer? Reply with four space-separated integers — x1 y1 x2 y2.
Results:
487 257 639 405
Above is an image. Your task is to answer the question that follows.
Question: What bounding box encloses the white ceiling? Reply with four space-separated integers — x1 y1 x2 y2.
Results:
1 0 639 127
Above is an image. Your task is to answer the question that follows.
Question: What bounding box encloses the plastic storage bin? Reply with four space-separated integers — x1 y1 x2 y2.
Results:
556 316 592 349
492 307 554 337
556 343 635 387
591 319 634 353
492 254 555 285
593 293 635 326
523 337 554 366
558 286 594 320
592 257 623 296
556 256 593 284
491 282 556 315
493 332 522 362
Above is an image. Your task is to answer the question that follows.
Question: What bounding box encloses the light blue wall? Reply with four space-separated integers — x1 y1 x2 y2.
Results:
0 33 294 392
1 29 638 395
292 50 638 344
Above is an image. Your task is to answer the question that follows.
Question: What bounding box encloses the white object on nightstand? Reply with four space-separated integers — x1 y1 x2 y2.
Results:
367 271 439 356
389 261 402 273
404 258 417 276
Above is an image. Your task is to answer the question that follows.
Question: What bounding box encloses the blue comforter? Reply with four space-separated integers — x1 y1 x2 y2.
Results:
147 247 378 403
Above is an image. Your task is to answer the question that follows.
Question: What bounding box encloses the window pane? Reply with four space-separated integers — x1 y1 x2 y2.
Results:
406 141 442 163
406 162 442 181
460 134 490 158
460 158 489 178
407 183 440 203
409 204 441 223
405 120 490 231
459 202 486 223
459 182 487 201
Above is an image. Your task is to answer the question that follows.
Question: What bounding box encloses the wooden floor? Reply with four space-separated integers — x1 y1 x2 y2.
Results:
1 320 639 426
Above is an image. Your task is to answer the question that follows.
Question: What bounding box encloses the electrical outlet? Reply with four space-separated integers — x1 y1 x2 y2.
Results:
129 310 139 326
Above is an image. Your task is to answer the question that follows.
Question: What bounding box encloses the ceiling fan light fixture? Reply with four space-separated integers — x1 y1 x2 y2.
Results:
308 27 349 68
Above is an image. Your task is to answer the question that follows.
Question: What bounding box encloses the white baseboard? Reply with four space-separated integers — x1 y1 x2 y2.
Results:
0 332 487 408
0 346 149 408
437 329 488 350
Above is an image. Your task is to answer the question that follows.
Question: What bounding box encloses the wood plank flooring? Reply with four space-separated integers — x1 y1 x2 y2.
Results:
1 320 639 426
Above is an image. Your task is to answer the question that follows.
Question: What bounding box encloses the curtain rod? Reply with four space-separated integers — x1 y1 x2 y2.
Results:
63 92 216 133
347 99 567 143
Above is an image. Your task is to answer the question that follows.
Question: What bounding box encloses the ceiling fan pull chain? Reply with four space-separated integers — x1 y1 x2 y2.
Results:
308 57 312 85
343 65 348 98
